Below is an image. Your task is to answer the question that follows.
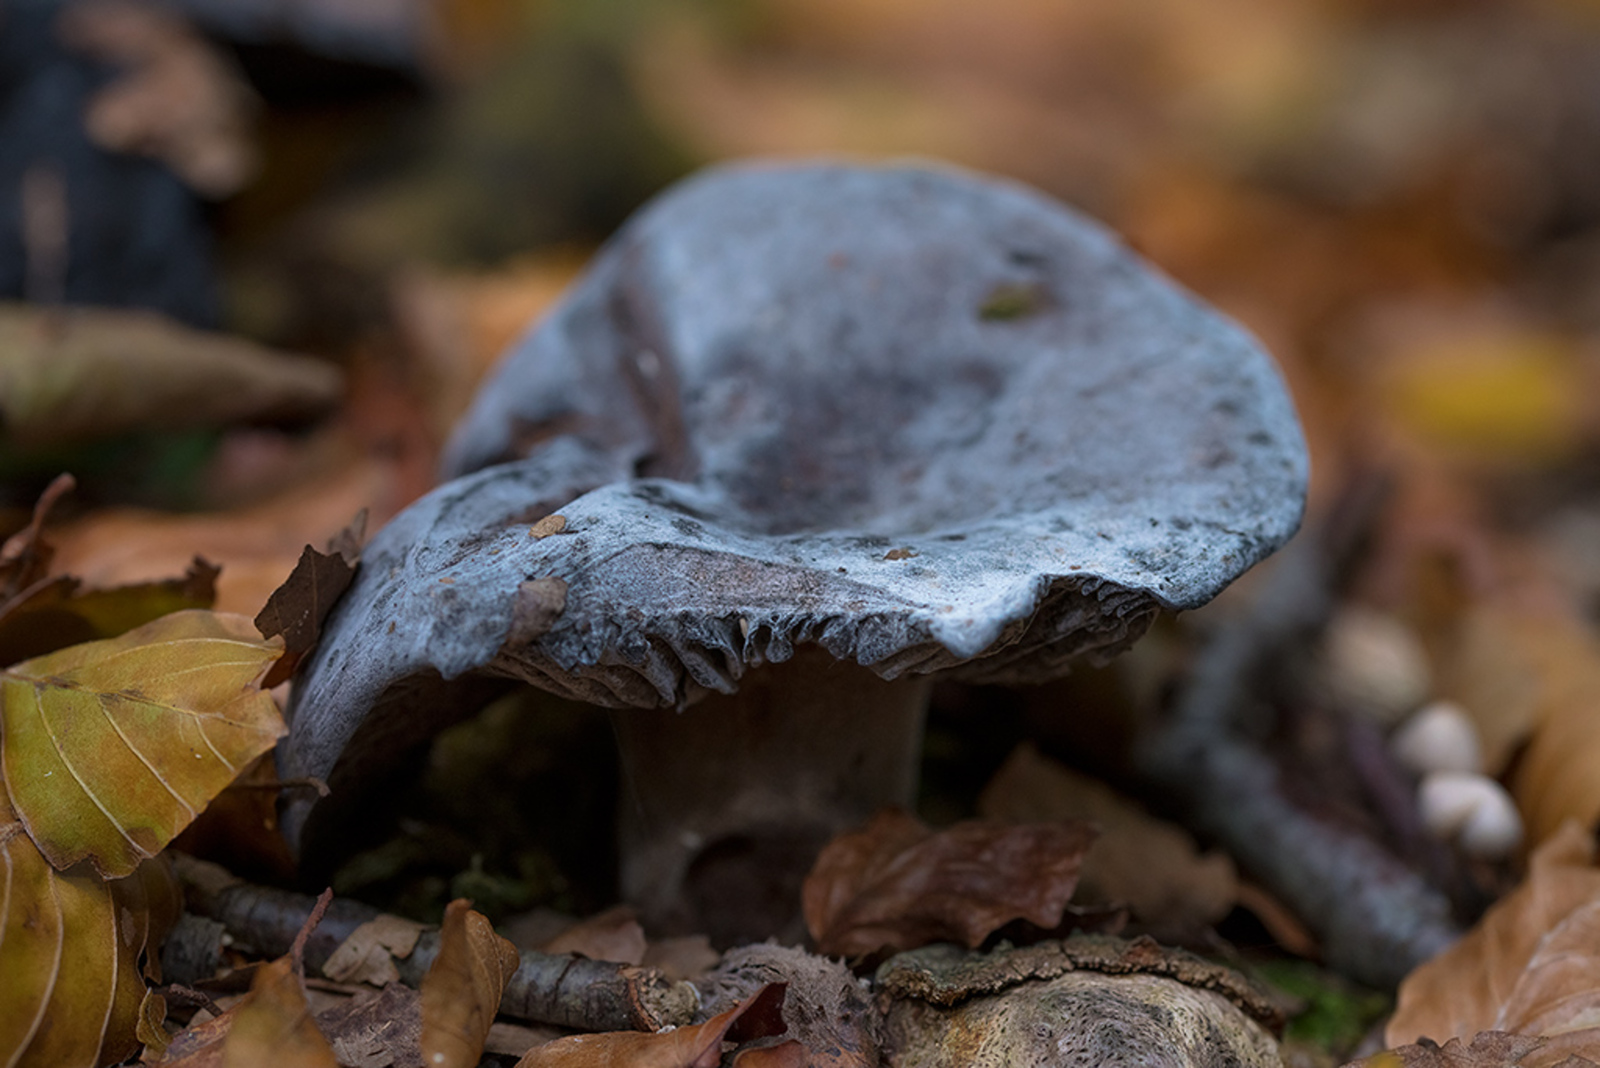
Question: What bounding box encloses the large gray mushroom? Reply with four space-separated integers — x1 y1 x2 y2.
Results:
281 161 1308 943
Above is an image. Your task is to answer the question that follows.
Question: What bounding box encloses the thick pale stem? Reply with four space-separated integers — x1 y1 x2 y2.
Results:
611 647 931 946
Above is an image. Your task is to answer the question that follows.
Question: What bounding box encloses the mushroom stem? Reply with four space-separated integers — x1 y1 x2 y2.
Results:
610 645 930 947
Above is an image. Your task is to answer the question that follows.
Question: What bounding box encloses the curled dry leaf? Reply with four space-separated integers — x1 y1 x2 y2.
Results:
57 0 260 197
0 556 220 667
539 905 648 965
978 743 1237 938
513 983 788 1068
1345 1030 1591 1068
802 808 1096 959
420 899 521 1068
0 791 180 1068
254 542 359 689
0 303 340 449
1435 603 1600 845
220 956 341 1068
315 982 425 1068
322 913 428 987
1388 822 1600 1051
0 610 285 878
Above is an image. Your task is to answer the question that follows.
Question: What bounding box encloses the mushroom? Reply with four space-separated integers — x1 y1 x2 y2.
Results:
281 161 1308 943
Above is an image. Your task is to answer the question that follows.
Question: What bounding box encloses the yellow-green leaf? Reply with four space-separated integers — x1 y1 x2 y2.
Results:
1 610 284 878
0 793 179 1068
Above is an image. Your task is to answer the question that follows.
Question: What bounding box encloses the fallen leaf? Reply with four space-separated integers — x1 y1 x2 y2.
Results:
1433 602 1600 842
978 743 1237 938
167 752 298 882
513 983 787 1068
0 303 340 448
323 913 428 986
0 557 219 667
57 0 259 197
419 899 520 1068
254 543 358 688
730 1040 809 1068
1 610 285 878
50 456 409 618
540 906 647 965
315 983 425 1068
1345 1031 1583 1068
641 936 721 981
0 790 180 1068
1388 822 1600 1048
802 808 1096 959
220 957 341 1068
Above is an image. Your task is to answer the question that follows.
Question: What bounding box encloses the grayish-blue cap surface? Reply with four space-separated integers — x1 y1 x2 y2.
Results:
282 160 1308 852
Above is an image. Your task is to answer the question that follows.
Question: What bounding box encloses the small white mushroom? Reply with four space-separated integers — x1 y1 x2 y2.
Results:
1317 606 1432 726
1391 700 1483 776
1418 771 1524 861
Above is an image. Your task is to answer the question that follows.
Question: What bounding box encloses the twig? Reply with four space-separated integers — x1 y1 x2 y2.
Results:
171 854 698 1031
1138 473 1463 989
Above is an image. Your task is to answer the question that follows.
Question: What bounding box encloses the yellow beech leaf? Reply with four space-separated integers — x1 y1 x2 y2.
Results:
420 898 520 1068
0 610 284 878
0 792 180 1068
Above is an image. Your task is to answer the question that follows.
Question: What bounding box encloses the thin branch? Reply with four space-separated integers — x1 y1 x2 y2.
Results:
1138 473 1463 989
171 854 698 1032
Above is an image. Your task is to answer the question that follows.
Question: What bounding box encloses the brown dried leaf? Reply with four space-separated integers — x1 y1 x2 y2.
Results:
539 906 647 965
220 957 340 1068
322 913 428 987
168 752 298 883
1435 603 1600 842
730 1040 809 1068
315 983 424 1068
50 457 407 618
1346 1031 1595 1068
641 936 721 981
254 544 358 688
802 808 1096 959
0 304 339 449
979 744 1237 938
0 557 219 667
57 0 259 197
1389 823 1600 1048
419 899 520 1068
512 983 787 1068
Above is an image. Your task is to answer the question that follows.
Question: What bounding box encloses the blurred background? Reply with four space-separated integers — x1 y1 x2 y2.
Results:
10 0 1600 530
9 0 1600 991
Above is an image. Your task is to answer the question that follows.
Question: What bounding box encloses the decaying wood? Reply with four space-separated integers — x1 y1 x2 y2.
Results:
171 855 699 1032
1138 475 1463 989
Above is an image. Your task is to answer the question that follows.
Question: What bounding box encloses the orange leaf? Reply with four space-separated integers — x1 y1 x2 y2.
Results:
1389 822 1600 1048
420 898 520 1068
513 984 787 1068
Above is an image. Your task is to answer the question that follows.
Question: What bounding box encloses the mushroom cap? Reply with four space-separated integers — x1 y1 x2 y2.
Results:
281 161 1307 848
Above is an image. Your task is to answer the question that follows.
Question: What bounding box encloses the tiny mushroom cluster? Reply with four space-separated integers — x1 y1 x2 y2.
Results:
280 161 1309 942
1316 606 1524 860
